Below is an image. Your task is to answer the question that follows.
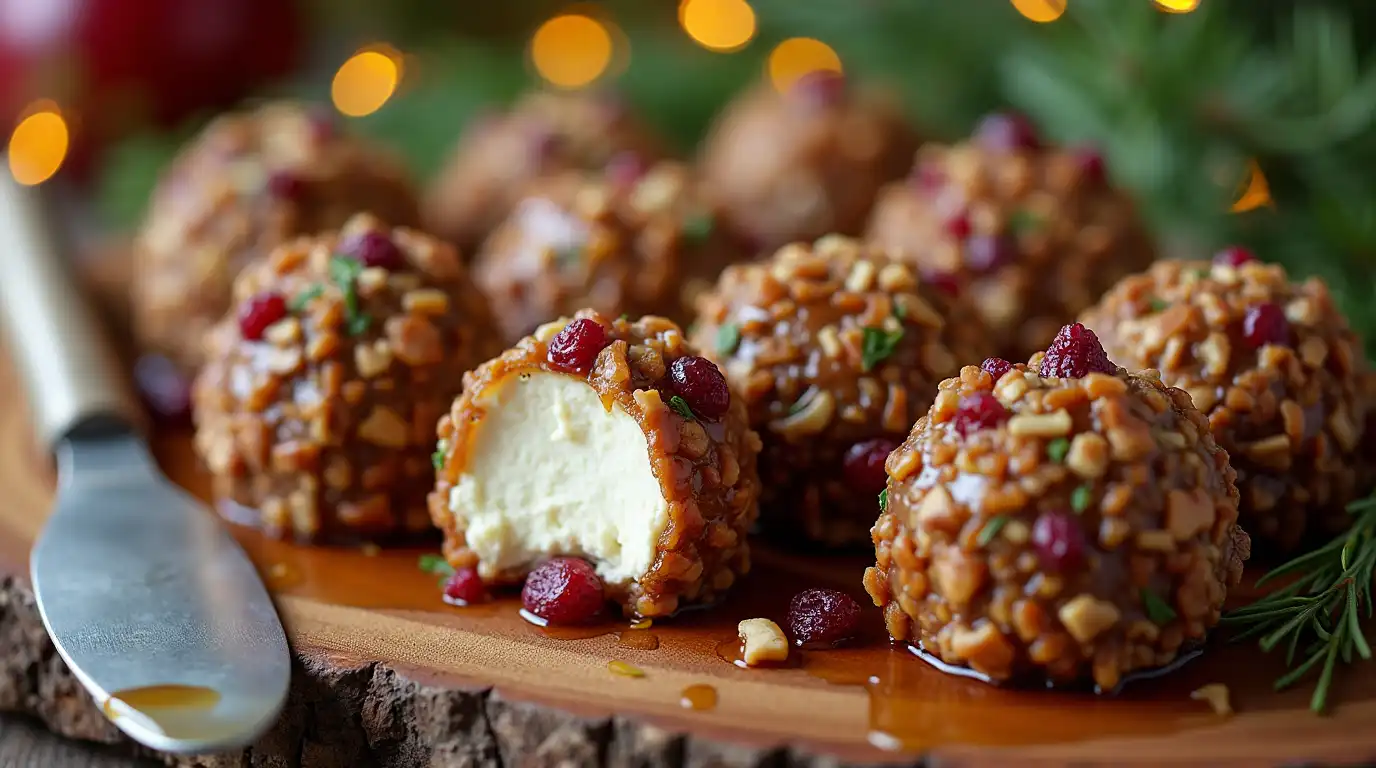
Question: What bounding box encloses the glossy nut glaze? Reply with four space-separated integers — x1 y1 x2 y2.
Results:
864 363 1250 691
473 162 745 344
1081 259 1376 553
691 236 994 547
698 76 918 252
429 311 763 618
133 101 421 372
424 90 666 252
193 214 499 543
865 133 1153 361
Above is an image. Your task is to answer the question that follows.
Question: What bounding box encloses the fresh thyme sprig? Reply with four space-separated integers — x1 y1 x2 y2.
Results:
1221 493 1376 714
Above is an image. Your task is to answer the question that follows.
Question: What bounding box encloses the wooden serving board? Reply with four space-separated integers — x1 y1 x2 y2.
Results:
3 271 1376 767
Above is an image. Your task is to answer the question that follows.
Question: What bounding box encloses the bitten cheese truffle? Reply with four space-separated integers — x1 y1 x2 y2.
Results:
691 235 993 546
866 113 1154 360
429 311 763 618
864 327 1251 691
473 161 744 344
424 90 666 251
1080 251 1376 552
697 72 918 252
193 214 499 543
133 101 421 372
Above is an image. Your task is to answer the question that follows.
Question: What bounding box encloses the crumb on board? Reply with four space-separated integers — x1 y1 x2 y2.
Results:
738 618 789 666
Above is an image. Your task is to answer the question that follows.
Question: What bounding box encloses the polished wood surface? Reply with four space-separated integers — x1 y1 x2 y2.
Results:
2 330 1376 765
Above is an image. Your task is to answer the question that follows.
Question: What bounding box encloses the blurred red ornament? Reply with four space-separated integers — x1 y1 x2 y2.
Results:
0 0 303 177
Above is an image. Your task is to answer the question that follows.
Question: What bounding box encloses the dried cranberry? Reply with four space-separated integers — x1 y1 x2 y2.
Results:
1039 323 1116 378
528 125 565 162
1242 302 1290 348
548 318 609 373
238 292 288 341
951 393 1010 436
1213 246 1255 268
788 588 862 647
924 270 961 297
1032 511 1085 572
1072 146 1106 183
843 438 899 494
442 567 486 606
669 356 731 419
132 354 192 424
306 107 337 142
605 151 646 187
980 357 1014 382
789 69 846 109
944 213 972 240
521 557 606 625
340 231 404 271
974 112 1041 152
964 233 1016 274
266 171 305 201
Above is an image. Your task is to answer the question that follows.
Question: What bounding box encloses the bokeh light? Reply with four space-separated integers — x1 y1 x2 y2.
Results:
332 48 402 117
1011 0 1066 23
1155 0 1201 12
8 102 68 186
531 14 614 89
679 0 757 53
767 38 843 94
1232 160 1272 213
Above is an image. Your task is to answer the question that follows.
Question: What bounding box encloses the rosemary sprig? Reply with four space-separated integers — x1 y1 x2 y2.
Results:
1221 493 1376 714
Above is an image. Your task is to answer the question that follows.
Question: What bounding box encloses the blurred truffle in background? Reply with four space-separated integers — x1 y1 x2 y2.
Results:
131 101 420 374
697 71 918 253
423 91 667 253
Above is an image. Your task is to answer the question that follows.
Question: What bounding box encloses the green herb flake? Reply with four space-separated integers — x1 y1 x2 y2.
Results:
861 326 905 371
1192 267 1212 279
682 212 714 243
418 554 454 578
1148 298 1169 312
977 515 1009 546
878 488 888 512
617 313 630 322
1070 484 1093 514
1142 589 1178 625
554 244 583 264
431 439 449 471
1046 438 1070 464
1008 208 1044 235
668 395 696 420
716 323 741 355
289 284 324 311
328 256 371 336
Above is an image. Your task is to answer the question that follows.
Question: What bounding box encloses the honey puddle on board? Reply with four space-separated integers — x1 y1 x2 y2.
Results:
102 684 222 740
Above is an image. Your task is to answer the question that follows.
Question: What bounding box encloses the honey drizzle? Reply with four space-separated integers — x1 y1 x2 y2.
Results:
680 684 718 711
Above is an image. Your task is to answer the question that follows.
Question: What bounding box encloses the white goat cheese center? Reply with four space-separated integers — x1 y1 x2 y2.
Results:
449 371 669 586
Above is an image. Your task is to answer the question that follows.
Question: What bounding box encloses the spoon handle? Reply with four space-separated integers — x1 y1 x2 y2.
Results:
0 177 139 447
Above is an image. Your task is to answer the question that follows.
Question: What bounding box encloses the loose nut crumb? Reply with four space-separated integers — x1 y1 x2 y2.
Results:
1190 683 1232 716
738 618 789 665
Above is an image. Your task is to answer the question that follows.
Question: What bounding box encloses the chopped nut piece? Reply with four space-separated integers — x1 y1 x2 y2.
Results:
1190 684 1233 716
1057 595 1121 644
1007 410 1073 438
738 618 790 666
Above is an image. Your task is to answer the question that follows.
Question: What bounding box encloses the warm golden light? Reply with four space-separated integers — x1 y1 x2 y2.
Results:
531 14 614 89
767 38 842 94
1232 159 1272 213
679 0 757 53
332 48 401 118
1155 0 1201 12
1011 0 1066 23
8 104 68 186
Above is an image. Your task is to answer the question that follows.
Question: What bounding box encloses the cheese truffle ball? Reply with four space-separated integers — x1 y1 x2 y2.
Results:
691 236 993 547
1080 252 1376 553
864 326 1250 691
424 91 666 251
473 161 744 344
697 72 918 252
133 101 421 372
193 214 499 543
866 113 1154 360
429 311 763 618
